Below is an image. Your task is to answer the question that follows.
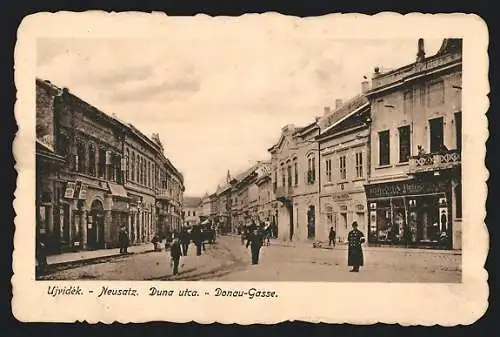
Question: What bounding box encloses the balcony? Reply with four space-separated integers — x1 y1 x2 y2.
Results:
275 185 295 203
409 149 461 174
155 188 172 201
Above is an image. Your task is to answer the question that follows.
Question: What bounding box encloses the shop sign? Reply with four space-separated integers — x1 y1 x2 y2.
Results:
332 192 351 201
64 182 76 199
364 179 449 199
77 183 88 200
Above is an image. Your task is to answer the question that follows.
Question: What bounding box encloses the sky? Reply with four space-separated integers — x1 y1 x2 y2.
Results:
36 21 442 197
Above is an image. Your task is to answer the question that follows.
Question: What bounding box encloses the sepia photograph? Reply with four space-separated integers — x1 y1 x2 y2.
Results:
14 12 488 324
35 35 463 283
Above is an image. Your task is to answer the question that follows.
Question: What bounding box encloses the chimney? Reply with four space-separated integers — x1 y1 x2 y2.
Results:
335 99 343 109
361 80 369 93
417 38 425 62
323 106 331 115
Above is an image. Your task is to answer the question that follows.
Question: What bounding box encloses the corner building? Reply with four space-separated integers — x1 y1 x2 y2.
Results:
36 79 184 252
364 39 462 249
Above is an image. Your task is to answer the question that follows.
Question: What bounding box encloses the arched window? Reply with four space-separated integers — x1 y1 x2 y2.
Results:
88 145 96 176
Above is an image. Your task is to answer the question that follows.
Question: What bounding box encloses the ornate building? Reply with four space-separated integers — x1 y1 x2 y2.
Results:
364 38 462 249
36 79 184 252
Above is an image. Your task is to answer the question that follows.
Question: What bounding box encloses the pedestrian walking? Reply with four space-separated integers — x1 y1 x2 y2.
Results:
170 235 182 276
118 226 129 254
246 228 264 265
328 227 336 247
192 225 202 256
347 221 365 272
179 227 190 256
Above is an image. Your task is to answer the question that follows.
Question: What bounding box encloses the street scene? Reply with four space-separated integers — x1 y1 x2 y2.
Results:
39 235 460 282
36 33 462 282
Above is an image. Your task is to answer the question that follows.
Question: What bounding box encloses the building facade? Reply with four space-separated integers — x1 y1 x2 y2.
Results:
317 93 371 243
364 38 462 249
183 197 202 227
36 79 184 252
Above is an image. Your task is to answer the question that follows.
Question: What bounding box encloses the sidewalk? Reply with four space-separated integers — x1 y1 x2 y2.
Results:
227 236 461 255
46 243 154 266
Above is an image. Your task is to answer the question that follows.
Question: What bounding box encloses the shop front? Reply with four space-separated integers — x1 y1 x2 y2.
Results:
364 177 453 249
323 191 367 243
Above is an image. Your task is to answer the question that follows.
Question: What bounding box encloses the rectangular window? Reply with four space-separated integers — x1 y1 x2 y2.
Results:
355 152 363 178
281 166 286 187
378 130 390 166
294 162 298 186
339 155 346 180
428 81 445 107
455 112 462 151
193 211 196 216
325 159 332 182
398 125 411 163
115 154 122 183
88 147 96 176
429 117 444 153
98 149 106 178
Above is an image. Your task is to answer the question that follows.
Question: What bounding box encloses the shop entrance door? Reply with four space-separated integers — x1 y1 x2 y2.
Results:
88 200 105 249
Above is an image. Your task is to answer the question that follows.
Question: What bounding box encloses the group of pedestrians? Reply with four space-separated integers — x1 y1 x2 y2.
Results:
167 224 214 275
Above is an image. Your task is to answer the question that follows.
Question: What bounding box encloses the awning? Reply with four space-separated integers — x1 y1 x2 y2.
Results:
107 182 128 198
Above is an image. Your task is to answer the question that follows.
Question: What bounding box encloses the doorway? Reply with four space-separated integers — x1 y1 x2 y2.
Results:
307 205 315 239
88 200 105 249
287 203 294 241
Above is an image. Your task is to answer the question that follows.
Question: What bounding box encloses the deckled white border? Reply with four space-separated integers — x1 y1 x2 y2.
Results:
12 12 489 324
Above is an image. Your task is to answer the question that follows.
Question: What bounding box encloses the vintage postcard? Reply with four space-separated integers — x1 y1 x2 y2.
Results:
13 12 488 324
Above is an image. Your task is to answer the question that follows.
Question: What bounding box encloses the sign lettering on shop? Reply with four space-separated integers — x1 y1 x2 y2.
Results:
64 182 76 199
364 179 449 199
332 192 351 201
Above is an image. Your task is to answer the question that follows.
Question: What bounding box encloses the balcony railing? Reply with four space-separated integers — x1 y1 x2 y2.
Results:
156 188 172 200
409 149 461 174
275 185 295 202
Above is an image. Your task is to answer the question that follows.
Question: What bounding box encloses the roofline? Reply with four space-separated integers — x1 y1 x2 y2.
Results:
317 102 370 139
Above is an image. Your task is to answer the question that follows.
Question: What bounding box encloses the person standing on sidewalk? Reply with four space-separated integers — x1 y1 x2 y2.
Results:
179 227 190 256
246 228 264 265
347 221 365 272
170 235 182 276
118 226 129 254
329 227 336 247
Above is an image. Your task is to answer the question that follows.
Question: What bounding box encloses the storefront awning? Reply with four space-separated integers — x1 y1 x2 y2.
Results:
107 182 128 198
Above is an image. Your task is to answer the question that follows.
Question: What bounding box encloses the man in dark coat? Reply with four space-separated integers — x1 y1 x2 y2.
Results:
170 235 182 275
328 227 336 247
179 227 190 256
118 226 129 254
347 221 365 272
246 228 264 265
191 225 202 256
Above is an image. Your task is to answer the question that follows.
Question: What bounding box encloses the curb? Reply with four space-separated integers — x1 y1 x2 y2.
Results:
45 249 154 268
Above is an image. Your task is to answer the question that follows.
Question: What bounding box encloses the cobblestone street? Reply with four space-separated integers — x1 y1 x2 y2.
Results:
40 236 461 283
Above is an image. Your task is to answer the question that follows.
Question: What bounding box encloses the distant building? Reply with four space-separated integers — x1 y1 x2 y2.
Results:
364 38 462 249
183 197 202 227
